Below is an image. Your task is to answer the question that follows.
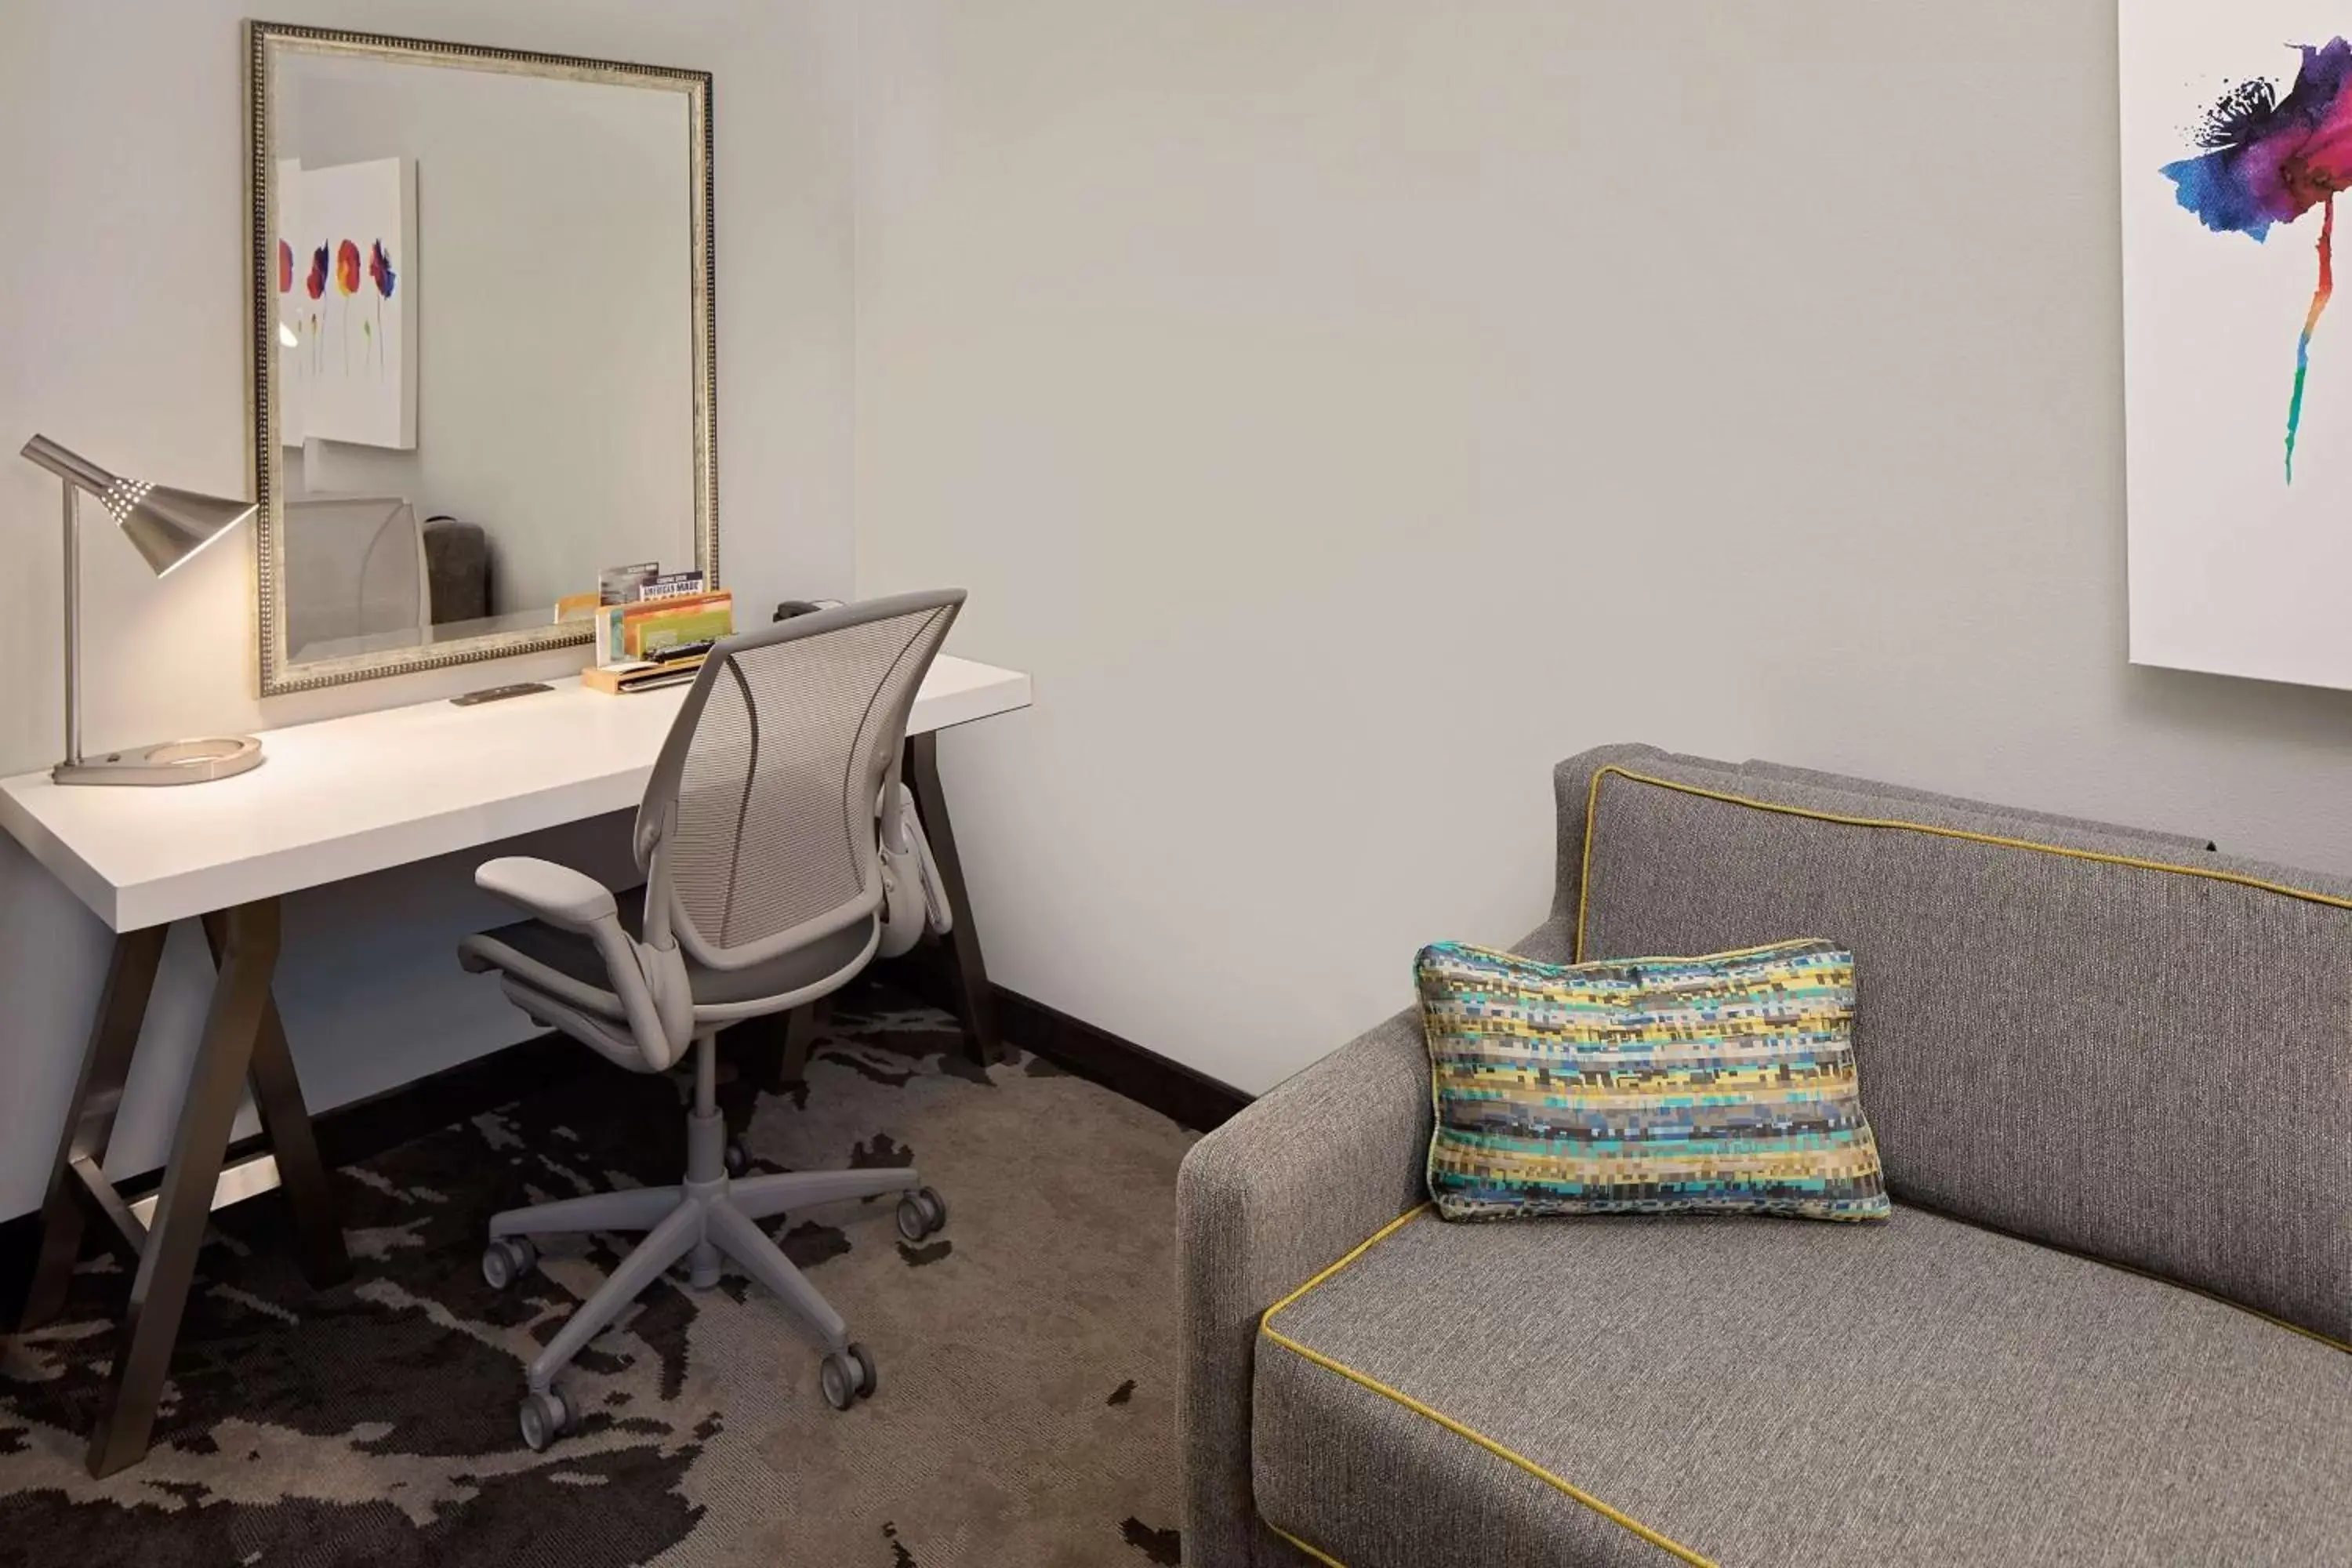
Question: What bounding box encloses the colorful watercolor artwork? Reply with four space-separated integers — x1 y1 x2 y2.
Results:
274 156 416 451
2158 40 2352 481
2123 5 2352 691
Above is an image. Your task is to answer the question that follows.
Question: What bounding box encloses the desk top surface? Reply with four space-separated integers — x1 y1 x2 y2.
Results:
0 655 1030 932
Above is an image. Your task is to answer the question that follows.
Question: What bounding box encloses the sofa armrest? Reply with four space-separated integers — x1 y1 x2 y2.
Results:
1177 916 1574 1566
1178 1006 1430 1566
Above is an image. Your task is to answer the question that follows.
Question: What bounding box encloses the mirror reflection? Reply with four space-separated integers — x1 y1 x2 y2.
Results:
257 35 712 681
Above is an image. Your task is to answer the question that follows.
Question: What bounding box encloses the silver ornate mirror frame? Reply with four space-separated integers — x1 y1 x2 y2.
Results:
242 20 718 696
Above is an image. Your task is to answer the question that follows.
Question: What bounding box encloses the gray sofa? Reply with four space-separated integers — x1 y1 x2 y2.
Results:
1178 744 2352 1567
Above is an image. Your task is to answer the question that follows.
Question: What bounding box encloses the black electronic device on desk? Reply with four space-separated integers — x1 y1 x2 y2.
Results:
452 681 554 706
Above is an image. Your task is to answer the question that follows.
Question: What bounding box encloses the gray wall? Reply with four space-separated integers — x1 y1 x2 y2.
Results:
854 0 2352 1095
0 0 858 1219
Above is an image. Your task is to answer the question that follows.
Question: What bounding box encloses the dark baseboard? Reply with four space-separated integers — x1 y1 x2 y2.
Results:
891 951 1250 1134
313 1030 591 1171
990 987 1250 1134
0 976 1251 1316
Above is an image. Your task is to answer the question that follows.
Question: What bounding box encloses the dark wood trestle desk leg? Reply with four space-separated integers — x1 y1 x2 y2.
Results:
202 912 351 1293
19 897 350 1479
779 996 832 1086
19 925 169 1330
742 998 830 1096
904 733 1001 1066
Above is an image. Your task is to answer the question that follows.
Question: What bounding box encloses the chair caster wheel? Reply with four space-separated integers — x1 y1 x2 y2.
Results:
820 1344 877 1410
482 1236 536 1290
519 1388 573 1452
724 1142 749 1179
849 1341 878 1398
895 1186 947 1242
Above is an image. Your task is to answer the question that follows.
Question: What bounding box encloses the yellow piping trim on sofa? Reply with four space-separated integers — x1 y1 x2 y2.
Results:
1573 764 2352 963
1267 1521 1351 1566
2094 1256 2352 1355
1263 1203 1431 1320
1258 1205 1720 1568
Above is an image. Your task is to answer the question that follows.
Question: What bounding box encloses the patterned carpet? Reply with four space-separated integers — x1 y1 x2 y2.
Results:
0 982 1198 1566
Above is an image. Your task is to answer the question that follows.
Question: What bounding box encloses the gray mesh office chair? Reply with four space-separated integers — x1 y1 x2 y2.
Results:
458 590 965 1451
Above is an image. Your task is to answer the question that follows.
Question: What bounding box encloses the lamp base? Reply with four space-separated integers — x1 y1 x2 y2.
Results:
54 736 264 787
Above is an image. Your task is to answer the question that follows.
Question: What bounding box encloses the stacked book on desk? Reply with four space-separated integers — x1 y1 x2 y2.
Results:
584 571 732 695
597 589 733 662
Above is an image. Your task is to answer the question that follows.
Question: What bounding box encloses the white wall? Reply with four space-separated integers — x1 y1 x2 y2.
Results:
0 0 858 1218
22 0 2352 1220
854 0 2352 1095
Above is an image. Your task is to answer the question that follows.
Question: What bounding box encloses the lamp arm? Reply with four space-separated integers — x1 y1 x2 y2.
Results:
21 434 114 496
60 479 80 767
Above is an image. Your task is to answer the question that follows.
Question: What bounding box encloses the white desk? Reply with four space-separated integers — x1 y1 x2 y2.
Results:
0 653 1029 1475
1 655 1029 932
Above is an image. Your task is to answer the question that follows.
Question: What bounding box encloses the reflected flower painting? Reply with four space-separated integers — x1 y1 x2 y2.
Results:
283 156 416 450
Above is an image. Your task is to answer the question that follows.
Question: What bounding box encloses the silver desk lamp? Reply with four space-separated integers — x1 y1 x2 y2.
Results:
20 434 265 786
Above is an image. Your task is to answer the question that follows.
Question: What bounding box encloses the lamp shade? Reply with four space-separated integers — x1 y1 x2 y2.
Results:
20 434 255 575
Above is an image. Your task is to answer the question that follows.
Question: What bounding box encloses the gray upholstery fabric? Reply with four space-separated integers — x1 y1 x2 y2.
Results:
466 905 874 1023
1573 753 2352 1344
1545 744 1681 930
1254 1205 2352 1568
1733 758 2216 852
1604 745 2215 855
1178 917 1576 1568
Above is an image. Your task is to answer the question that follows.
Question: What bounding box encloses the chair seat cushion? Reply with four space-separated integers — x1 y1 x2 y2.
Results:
1253 1206 2352 1567
464 902 876 1024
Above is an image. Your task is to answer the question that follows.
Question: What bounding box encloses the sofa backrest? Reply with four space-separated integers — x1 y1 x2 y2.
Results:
1553 744 2352 1346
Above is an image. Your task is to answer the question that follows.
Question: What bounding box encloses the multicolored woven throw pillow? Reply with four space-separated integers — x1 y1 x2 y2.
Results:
1417 938 1889 1222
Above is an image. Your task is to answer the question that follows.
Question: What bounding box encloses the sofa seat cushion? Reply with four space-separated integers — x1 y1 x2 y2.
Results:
1252 1205 2352 1568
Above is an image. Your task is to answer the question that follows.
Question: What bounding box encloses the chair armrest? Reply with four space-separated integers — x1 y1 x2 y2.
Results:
471 856 691 1073
1174 916 1574 1567
476 856 619 932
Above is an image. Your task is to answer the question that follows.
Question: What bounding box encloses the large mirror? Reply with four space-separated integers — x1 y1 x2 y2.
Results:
244 22 717 695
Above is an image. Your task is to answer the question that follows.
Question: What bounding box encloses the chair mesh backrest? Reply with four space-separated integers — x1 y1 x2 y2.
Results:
659 597 960 961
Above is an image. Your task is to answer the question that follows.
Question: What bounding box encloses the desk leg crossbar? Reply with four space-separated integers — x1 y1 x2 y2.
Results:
16 897 350 1478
